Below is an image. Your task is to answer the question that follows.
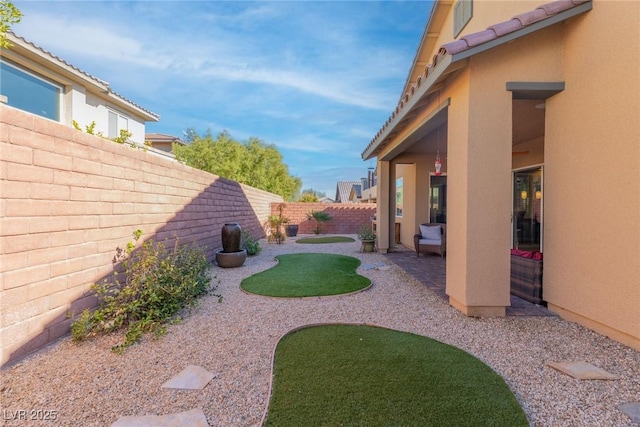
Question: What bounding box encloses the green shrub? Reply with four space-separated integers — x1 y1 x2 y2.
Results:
307 210 332 234
241 229 262 256
71 230 220 353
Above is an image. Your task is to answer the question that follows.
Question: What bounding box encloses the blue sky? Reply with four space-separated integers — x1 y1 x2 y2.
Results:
12 1 431 197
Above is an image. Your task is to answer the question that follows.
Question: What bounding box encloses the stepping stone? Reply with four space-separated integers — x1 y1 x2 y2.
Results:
546 361 620 380
161 365 215 390
111 408 208 427
618 402 640 423
362 262 387 270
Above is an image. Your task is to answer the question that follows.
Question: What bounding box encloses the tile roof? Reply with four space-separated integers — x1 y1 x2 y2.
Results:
145 133 186 144
7 32 159 121
350 184 362 200
439 0 588 55
335 181 362 203
362 0 591 160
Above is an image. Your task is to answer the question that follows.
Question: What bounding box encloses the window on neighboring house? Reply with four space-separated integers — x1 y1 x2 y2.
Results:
0 59 62 121
108 109 129 139
454 0 473 38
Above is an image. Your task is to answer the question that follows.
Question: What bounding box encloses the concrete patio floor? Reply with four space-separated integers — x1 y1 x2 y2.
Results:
383 246 555 317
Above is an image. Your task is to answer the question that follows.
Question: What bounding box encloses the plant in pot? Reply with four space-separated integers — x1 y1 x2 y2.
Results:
307 210 332 234
358 224 377 252
285 224 298 237
268 203 289 244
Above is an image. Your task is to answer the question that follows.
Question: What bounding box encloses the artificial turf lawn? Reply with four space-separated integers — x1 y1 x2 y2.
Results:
240 253 370 297
296 236 355 244
265 325 529 427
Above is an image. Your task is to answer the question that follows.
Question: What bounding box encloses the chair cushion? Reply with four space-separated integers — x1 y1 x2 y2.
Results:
419 238 441 245
420 225 441 240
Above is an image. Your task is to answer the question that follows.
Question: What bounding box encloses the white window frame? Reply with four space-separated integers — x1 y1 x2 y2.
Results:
107 108 130 139
0 58 64 121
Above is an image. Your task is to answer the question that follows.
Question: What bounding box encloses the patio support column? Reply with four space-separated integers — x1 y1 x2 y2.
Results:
445 83 512 317
376 160 391 253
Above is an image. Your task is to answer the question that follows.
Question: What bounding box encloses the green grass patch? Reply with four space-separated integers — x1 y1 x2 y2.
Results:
265 324 528 426
241 253 370 297
296 236 355 244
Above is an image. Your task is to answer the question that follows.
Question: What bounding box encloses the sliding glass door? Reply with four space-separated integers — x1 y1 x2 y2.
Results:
513 167 542 252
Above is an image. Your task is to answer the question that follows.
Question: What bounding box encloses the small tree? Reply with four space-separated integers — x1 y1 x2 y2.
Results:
298 188 326 202
0 1 22 48
307 210 332 234
298 192 319 203
268 203 289 244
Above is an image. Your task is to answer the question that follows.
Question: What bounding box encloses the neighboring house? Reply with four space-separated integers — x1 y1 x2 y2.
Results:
145 133 187 153
360 168 377 203
362 0 639 351
0 32 159 144
318 196 334 204
334 181 362 203
348 184 362 203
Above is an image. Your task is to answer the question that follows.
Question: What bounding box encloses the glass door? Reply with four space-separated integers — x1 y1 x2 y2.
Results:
513 167 542 252
429 175 447 223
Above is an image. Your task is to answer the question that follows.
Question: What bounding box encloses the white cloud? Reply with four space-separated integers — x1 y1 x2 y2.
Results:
15 4 405 111
13 0 428 195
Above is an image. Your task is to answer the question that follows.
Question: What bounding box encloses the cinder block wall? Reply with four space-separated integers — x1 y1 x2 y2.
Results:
0 105 283 366
271 202 376 234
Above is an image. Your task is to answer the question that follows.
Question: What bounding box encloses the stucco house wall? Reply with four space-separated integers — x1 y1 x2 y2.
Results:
542 1 640 348
363 0 639 350
1 32 158 144
0 105 283 366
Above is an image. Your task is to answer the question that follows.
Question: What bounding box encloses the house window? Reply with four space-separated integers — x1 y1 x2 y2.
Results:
454 0 473 38
108 109 129 139
0 59 61 121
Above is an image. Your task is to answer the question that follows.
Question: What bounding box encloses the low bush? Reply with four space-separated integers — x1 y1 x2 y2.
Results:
241 229 262 256
71 230 220 353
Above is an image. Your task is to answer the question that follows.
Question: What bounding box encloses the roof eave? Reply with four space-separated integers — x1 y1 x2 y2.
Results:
399 1 446 97
362 0 593 162
5 32 160 122
450 1 593 63
362 54 453 161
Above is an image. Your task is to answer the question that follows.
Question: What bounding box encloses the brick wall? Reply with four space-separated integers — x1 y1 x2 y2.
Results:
0 105 283 366
271 202 376 235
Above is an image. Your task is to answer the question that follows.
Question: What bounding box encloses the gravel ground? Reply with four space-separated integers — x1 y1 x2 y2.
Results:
2 237 639 426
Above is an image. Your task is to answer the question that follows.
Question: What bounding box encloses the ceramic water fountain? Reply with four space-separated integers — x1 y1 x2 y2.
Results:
215 223 247 268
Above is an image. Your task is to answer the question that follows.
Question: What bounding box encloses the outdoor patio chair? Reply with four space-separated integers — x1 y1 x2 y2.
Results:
414 223 446 257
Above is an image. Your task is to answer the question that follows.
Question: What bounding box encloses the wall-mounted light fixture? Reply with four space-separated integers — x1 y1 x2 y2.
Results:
521 190 528 200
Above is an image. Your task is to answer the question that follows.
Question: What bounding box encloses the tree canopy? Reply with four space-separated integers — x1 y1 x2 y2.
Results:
298 188 326 202
174 130 301 201
0 1 22 48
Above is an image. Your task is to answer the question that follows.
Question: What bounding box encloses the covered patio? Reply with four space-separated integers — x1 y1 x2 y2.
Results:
384 248 553 317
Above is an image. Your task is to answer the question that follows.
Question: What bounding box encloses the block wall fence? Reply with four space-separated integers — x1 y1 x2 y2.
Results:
0 105 284 366
271 202 376 235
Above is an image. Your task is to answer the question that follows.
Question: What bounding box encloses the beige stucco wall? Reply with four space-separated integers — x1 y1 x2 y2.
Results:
370 0 639 349
542 1 640 349
512 136 544 170
394 164 416 247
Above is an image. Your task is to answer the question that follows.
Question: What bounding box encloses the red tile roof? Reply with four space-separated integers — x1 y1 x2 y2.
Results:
440 0 588 56
362 0 591 160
